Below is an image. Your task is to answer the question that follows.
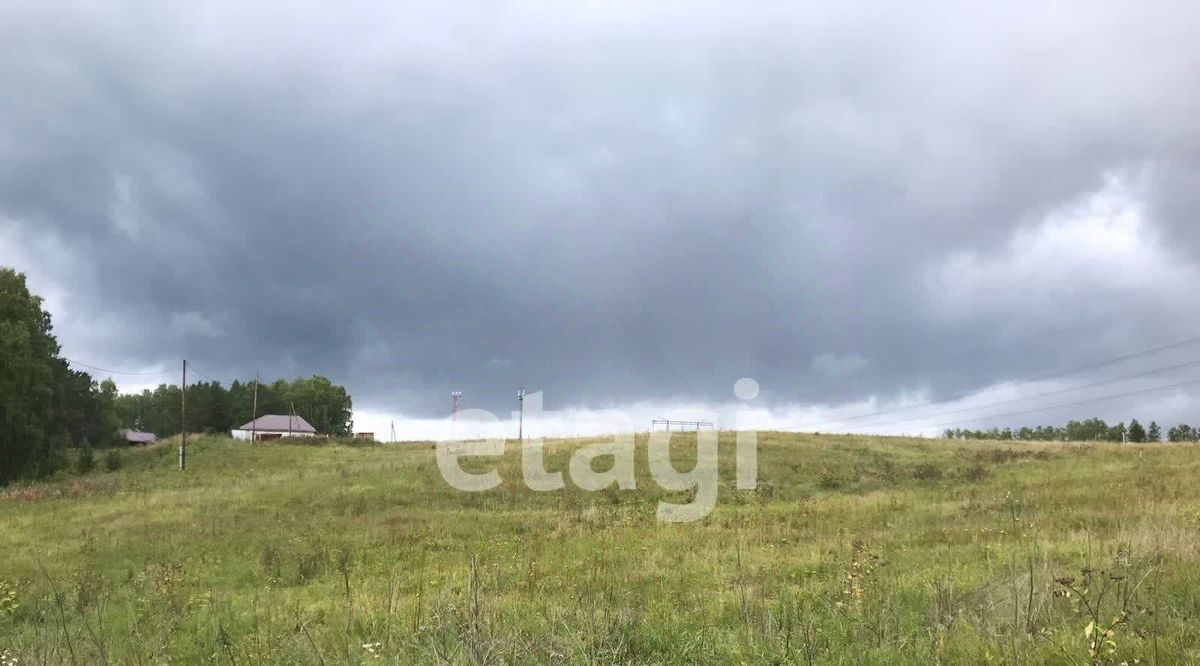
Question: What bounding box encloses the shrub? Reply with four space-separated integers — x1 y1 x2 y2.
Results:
959 464 988 482
817 469 844 489
75 444 96 474
103 448 123 472
73 570 102 612
260 544 283 583
297 545 330 584
912 463 943 481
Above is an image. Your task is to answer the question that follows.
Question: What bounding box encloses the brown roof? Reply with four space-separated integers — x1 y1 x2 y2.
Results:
237 414 317 433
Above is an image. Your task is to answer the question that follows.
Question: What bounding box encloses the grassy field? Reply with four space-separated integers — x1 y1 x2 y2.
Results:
3 432 1200 664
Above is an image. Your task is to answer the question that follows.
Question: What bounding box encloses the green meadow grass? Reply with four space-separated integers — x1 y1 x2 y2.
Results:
3 432 1200 664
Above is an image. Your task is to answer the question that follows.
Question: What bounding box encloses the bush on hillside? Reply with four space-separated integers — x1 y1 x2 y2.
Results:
74 443 95 475
103 449 122 472
912 463 943 481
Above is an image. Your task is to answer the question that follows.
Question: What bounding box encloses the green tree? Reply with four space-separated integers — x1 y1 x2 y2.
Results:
56 367 96 445
1168 424 1197 442
1067 418 1109 441
1128 419 1146 443
74 442 96 474
288 375 353 436
96 379 123 446
186 381 231 433
0 268 64 483
113 384 182 437
1147 421 1161 442
54 370 122 449
114 388 154 433
1107 421 1127 442
228 380 252 428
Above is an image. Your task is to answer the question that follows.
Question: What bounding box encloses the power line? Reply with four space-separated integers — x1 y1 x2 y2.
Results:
865 375 1200 434
62 357 173 376
185 363 226 385
795 335 1200 431
63 356 236 386
848 355 1200 433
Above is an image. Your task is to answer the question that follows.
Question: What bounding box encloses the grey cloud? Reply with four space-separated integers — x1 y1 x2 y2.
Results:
3 1 1200 426
811 354 870 378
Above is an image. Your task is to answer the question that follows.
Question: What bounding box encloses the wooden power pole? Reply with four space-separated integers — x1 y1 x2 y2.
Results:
179 359 187 471
251 374 259 443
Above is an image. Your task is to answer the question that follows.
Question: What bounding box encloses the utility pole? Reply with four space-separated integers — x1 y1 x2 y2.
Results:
251 374 259 443
179 359 187 471
451 391 462 438
517 387 526 442
289 402 295 437
390 420 396 443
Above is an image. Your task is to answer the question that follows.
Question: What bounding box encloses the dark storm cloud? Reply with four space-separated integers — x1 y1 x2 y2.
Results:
3 1 1200 422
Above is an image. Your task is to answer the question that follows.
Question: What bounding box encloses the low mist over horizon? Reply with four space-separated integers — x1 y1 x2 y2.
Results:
5 1 1200 436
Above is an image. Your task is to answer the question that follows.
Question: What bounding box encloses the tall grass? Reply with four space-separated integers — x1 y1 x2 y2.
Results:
2 433 1200 663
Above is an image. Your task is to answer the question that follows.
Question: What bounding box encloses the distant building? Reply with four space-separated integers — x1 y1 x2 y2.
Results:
231 415 318 441
354 432 375 440
118 429 158 445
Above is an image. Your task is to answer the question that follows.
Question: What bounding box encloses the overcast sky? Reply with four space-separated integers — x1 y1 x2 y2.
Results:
3 1 1200 437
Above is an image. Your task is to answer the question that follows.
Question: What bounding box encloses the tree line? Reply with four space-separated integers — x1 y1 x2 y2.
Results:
115 376 353 439
0 266 353 485
943 417 1200 442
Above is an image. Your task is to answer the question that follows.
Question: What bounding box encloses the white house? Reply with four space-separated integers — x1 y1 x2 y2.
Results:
232 414 318 441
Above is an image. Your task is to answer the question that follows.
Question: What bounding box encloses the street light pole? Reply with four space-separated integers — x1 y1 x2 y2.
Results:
517 387 526 442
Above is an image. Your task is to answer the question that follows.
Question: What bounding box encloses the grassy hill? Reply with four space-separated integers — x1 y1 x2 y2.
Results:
3 432 1200 664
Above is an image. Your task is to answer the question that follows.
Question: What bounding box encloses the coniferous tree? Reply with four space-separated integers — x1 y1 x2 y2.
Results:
1128 419 1146 443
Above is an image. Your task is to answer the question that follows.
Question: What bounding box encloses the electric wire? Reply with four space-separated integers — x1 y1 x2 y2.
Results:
793 335 1200 431
62 357 173 376
870 375 1200 434
845 355 1200 433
